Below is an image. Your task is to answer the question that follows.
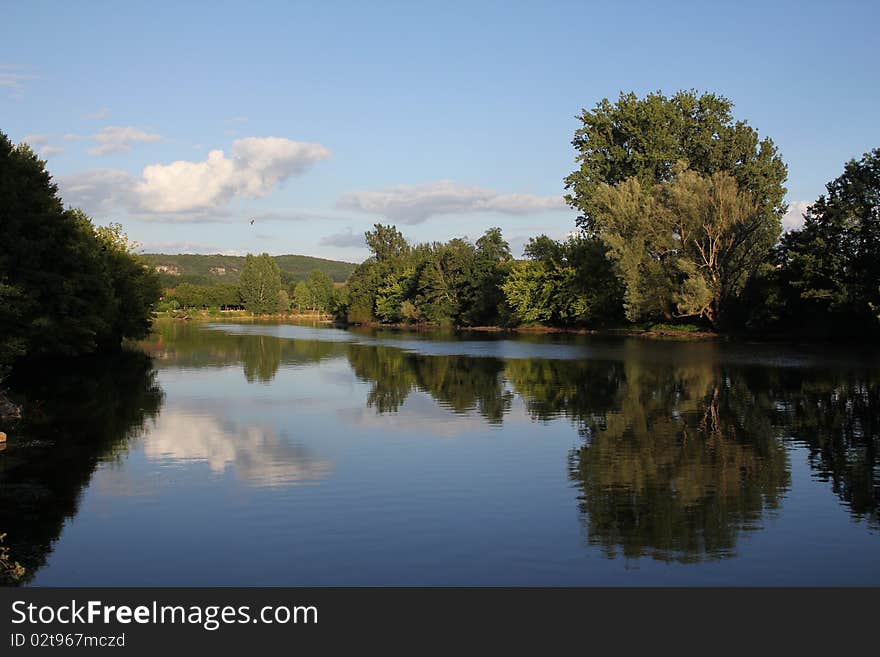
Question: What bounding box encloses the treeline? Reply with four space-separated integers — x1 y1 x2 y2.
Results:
0 132 161 366
140 253 356 288
160 256 347 316
339 91 880 337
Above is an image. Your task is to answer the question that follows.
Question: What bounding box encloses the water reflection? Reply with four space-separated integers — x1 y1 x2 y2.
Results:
336 333 879 558
139 322 880 555
145 409 331 487
779 372 879 528
565 362 790 562
141 320 347 379
0 351 163 584
3 322 878 585
348 345 512 422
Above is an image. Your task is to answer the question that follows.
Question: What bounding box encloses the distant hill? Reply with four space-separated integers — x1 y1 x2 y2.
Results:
140 253 357 287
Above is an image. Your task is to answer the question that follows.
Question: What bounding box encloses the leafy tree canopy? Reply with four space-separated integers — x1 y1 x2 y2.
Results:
779 147 880 329
564 90 787 239
0 131 160 364
238 253 282 315
592 169 773 327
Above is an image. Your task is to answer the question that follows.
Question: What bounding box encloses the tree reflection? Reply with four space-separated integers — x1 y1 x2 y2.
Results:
241 335 283 383
139 321 346 382
780 372 879 527
345 335 879 555
561 362 790 562
347 345 512 423
0 351 163 584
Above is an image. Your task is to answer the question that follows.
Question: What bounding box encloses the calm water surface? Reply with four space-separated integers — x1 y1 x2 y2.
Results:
2 321 878 585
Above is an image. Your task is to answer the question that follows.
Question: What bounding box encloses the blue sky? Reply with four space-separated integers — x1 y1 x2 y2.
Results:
3 0 878 262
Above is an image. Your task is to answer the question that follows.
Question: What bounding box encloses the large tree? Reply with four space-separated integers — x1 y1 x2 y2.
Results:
779 148 880 332
238 253 282 315
0 132 159 364
592 169 770 327
564 90 787 243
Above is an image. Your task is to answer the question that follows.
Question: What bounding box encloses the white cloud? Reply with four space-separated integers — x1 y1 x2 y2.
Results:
320 228 365 248
22 134 48 147
85 107 110 120
60 169 138 215
134 137 330 212
60 137 331 220
783 200 811 232
20 135 64 157
88 126 163 156
338 180 567 224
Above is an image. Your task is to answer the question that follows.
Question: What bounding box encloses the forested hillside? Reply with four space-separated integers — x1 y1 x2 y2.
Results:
140 253 357 287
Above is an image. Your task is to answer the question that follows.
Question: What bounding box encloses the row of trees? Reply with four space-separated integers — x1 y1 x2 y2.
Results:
0 132 161 366
345 225 513 326
161 255 343 316
339 91 879 337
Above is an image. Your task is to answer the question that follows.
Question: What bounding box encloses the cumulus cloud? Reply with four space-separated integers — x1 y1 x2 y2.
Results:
20 134 64 157
59 137 331 220
88 126 163 156
338 180 567 223
134 137 330 212
783 200 811 232
60 168 139 215
319 228 365 247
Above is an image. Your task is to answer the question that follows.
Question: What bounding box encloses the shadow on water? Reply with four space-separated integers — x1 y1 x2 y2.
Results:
0 350 163 585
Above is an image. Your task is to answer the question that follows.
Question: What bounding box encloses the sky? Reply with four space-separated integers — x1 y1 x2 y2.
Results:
3 0 878 262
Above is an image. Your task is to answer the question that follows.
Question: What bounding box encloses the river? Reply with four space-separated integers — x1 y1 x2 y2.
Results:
1 320 878 585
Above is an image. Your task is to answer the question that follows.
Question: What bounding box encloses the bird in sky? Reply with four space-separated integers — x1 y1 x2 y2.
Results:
249 218 255 225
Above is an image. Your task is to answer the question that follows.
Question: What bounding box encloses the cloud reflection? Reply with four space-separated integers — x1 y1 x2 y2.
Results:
144 410 332 487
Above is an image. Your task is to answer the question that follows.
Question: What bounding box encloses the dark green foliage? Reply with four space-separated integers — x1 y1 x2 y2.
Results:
93 222 163 340
564 90 788 241
364 223 409 263
778 148 880 335
165 282 242 309
503 235 624 326
459 227 512 326
0 131 160 364
238 253 282 315
344 224 513 326
290 269 335 313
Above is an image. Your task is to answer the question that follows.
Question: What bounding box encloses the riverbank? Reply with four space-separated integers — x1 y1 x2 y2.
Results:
149 313 877 343
349 321 720 341
153 310 334 322
151 312 719 340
